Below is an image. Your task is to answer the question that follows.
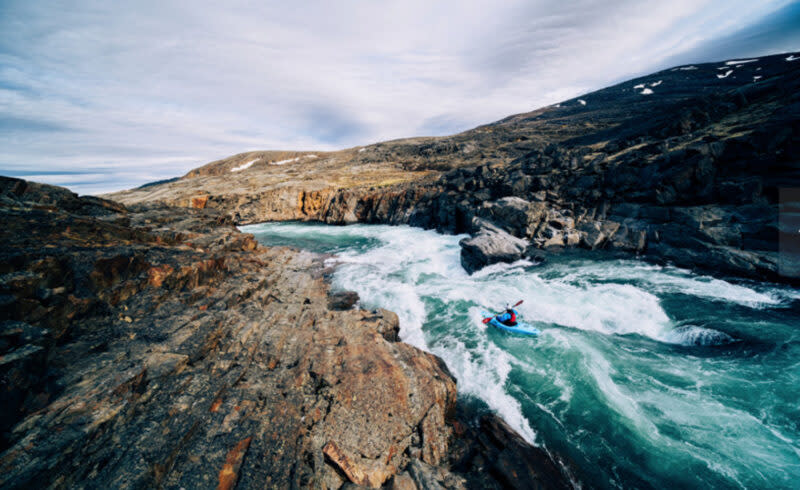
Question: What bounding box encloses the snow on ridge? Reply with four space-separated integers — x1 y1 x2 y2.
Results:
231 159 258 172
271 154 318 166
578 99 587 106
271 157 299 165
650 80 662 87
725 59 758 65
633 83 645 89
358 148 366 152
717 70 733 79
787 55 799 62
640 88 654 95
678 66 697 71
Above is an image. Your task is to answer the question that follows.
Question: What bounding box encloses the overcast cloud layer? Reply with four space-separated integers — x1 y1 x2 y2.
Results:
1 0 799 194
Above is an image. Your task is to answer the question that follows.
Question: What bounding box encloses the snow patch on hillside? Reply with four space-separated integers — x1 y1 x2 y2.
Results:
578 99 586 106
717 70 733 79
650 80 662 87
640 88 654 95
231 159 258 172
272 154 318 166
272 157 299 165
787 55 799 62
725 59 758 65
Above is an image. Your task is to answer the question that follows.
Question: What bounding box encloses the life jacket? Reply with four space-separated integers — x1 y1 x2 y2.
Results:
499 309 517 326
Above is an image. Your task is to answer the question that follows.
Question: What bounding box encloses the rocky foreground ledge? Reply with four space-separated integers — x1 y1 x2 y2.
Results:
0 177 573 489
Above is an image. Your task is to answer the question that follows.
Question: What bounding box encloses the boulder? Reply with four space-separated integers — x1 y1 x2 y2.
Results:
328 290 360 310
608 222 647 252
474 197 547 238
577 220 621 250
536 226 566 248
459 219 531 274
546 209 574 230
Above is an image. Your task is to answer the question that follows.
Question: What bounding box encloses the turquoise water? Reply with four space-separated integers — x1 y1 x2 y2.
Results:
242 222 800 489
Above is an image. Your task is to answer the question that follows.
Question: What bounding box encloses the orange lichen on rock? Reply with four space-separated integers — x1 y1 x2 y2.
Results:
147 264 174 287
191 195 209 209
217 437 252 490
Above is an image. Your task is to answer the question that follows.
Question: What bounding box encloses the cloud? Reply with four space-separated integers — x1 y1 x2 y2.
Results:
0 0 797 194
662 1 800 66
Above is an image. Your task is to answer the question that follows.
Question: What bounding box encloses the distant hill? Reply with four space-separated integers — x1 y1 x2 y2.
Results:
106 51 800 282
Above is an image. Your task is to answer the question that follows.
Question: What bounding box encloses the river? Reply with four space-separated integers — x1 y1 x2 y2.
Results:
241 222 800 489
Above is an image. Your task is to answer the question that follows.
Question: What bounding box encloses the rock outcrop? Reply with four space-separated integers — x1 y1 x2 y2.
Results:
459 219 531 274
0 178 572 489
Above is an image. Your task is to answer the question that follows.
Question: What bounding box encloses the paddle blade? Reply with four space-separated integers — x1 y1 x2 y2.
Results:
482 317 492 324
513 300 524 307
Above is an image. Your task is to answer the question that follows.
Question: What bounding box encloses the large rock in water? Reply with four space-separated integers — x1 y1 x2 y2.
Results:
459 218 531 274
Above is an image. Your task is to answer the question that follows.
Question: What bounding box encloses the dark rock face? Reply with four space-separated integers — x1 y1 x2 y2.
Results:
328 290 360 310
447 414 577 490
0 178 570 489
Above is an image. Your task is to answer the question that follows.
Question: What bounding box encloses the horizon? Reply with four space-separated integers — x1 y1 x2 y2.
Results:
2 0 799 195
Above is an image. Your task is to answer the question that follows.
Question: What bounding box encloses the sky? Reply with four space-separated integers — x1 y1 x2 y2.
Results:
1 0 799 195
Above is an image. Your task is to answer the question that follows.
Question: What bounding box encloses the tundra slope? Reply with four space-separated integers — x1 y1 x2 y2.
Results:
110 52 800 282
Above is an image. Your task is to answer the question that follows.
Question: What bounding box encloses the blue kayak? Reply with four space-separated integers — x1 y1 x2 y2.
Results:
481 311 540 336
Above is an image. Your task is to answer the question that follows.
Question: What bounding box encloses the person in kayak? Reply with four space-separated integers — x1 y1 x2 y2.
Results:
496 303 519 327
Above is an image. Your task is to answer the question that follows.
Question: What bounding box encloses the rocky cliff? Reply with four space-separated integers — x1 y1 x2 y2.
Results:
0 177 573 489
108 52 800 283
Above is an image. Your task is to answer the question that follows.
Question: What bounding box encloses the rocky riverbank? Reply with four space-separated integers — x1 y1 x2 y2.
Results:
108 52 800 284
0 177 573 489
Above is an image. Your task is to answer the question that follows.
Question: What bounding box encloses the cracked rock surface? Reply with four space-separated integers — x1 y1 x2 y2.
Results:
0 177 458 489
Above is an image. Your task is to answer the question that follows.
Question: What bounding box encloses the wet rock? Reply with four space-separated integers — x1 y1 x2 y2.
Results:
459 219 531 274
475 415 574 490
328 290 360 310
447 412 576 490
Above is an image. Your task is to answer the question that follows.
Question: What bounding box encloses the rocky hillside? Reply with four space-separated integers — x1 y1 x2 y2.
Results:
0 177 574 489
108 52 800 283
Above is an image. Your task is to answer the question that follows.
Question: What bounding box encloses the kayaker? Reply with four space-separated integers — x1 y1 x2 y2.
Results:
496 303 519 327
